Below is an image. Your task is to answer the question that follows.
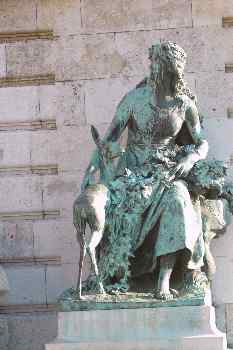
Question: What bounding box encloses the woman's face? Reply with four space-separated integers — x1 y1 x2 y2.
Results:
149 51 185 82
167 55 186 79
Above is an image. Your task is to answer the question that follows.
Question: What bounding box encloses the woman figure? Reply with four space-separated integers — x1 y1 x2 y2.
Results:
82 41 208 300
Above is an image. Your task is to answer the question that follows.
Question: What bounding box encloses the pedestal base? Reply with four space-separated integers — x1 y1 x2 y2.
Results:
46 305 227 350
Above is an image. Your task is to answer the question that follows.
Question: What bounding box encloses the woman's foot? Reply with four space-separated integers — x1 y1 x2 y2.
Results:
155 290 174 300
155 288 179 300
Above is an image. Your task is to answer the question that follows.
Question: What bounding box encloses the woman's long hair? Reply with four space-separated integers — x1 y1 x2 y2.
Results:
148 41 197 103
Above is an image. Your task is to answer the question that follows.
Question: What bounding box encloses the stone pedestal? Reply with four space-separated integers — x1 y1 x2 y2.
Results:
46 305 227 350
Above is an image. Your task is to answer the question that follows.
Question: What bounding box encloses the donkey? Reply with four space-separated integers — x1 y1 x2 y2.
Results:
73 126 124 299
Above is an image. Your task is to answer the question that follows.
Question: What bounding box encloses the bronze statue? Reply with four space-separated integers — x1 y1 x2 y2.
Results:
73 41 233 301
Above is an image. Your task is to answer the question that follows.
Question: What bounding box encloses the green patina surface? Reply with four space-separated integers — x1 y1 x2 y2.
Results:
58 289 209 312
72 41 233 302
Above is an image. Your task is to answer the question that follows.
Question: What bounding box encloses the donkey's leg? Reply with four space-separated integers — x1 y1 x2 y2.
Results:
74 222 86 299
88 229 105 294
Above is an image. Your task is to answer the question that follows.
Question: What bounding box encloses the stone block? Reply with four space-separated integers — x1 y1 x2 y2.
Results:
115 26 230 76
55 27 232 81
0 176 42 212
82 0 153 33
45 264 79 303
57 306 222 340
192 0 223 27
6 40 54 77
115 30 158 77
85 76 143 125
36 0 81 36
203 118 233 163
211 257 233 304
185 72 197 95
0 132 31 165
55 34 126 80
151 0 192 29
31 125 96 173
0 86 39 122
181 27 233 73
37 82 86 127
0 222 34 257
0 0 36 32
47 337 227 350
223 0 233 16
2 265 46 304
30 130 58 166
196 71 233 119
226 303 233 347
6 312 57 350
40 172 84 219
211 221 233 259
33 219 79 264
0 319 8 350
82 0 192 33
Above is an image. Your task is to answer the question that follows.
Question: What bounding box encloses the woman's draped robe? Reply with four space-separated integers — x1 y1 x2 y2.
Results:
96 85 205 289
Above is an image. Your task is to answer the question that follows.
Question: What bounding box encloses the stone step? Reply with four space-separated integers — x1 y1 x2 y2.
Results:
46 335 226 350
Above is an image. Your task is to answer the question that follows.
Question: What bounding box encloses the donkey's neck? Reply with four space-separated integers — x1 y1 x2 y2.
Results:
99 161 115 186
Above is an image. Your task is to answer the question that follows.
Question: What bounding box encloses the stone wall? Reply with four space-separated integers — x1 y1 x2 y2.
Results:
0 0 232 349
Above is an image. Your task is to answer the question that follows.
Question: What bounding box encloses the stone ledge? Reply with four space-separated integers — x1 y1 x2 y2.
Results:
0 164 58 176
0 119 57 131
0 256 61 266
0 30 54 43
0 210 60 221
58 291 211 312
0 74 55 88
227 108 233 119
225 64 233 73
0 304 57 314
222 17 233 28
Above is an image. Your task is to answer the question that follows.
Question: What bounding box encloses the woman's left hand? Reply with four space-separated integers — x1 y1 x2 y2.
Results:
171 157 195 178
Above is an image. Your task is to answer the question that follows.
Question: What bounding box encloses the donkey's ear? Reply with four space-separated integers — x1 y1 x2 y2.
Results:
91 125 102 149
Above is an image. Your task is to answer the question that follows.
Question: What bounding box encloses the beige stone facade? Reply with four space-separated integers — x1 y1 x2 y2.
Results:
0 0 232 349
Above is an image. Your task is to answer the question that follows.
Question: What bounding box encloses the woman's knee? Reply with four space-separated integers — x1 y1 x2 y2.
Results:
169 180 190 199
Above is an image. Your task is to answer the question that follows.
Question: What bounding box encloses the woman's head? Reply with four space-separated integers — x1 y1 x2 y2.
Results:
149 41 187 97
